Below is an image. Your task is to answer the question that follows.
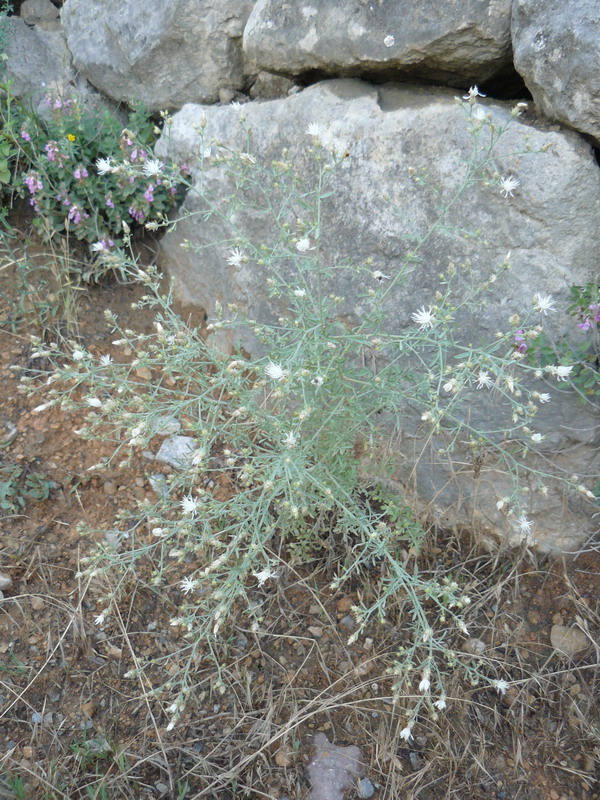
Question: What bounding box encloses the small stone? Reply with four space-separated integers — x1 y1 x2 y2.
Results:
0 572 13 591
31 712 43 724
155 436 197 469
550 625 590 658
30 596 44 611
219 88 236 104
149 473 170 497
340 615 356 631
274 746 293 767
308 626 323 638
155 782 169 794
463 638 486 655
528 611 541 625
552 612 564 625
102 481 116 495
336 596 354 612
358 777 375 798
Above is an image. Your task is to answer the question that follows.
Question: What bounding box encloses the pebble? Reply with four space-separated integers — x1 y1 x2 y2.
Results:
274 747 293 767
463 637 486 655
340 615 356 631
155 436 198 469
308 626 323 638
358 777 376 798
0 572 13 591
336 596 354 612
550 624 590 658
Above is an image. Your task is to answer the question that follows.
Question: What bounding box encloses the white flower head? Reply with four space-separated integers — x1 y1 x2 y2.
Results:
91 241 105 253
515 514 533 535
399 726 413 742
86 397 102 408
72 349 86 361
531 433 543 443
493 679 509 696
180 576 198 595
383 34 395 47
295 237 314 253
434 698 447 710
294 288 307 297
549 365 573 382
538 392 551 403
411 306 436 330
418 676 431 693
95 157 114 175
533 293 557 315
99 354 113 366
283 431 298 448
463 86 486 101
372 270 391 282
227 247 246 268
180 495 199 515
253 568 278 587
306 122 326 139
142 158 165 178
94 613 107 626
472 104 487 121
500 175 520 197
476 370 494 389
311 375 324 386
266 362 285 381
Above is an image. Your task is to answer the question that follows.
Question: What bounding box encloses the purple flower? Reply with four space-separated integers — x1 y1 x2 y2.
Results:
45 141 58 162
21 130 31 142
578 320 593 331
105 195 115 209
73 166 89 180
128 205 145 223
68 204 89 226
514 330 527 354
144 184 155 203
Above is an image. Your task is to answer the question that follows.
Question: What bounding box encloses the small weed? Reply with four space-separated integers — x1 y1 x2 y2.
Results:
0 457 54 513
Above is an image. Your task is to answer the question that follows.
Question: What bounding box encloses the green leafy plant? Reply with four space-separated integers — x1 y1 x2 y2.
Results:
21 92 597 738
0 457 54 513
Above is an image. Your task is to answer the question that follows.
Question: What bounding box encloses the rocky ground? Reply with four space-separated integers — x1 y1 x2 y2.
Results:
0 210 599 799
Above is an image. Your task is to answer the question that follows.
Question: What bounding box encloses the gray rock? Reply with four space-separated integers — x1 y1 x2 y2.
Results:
550 624 590 659
244 0 512 85
156 80 600 553
512 0 600 146
4 17 119 119
61 0 256 110
20 0 60 27
307 733 363 800
155 435 198 469
249 70 295 100
152 416 182 437
358 777 376 799
0 572 12 591
149 473 170 497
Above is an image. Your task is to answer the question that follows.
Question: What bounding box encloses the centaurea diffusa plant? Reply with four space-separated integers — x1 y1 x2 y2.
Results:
21 89 595 735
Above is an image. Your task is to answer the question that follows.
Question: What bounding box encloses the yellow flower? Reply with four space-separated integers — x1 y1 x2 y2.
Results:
66 134 76 142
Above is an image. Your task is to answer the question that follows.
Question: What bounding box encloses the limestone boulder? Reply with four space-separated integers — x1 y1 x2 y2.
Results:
61 0 256 110
512 0 600 145
243 0 513 85
156 80 600 553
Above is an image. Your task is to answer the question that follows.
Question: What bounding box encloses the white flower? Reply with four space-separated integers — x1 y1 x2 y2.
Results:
72 349 86 361
496 497 509 510
99 354 113 366
142 158 165 178
95 157 114 175
180 496 199 515
32 402 51 414
515 514 533 535
227 247 246 268
311 375 324 386
434 698 447 710
239 152 256 165
91 241 105 252
531 433 543 443
411 306 436 330
294 288 307 297
86 397 102 408
383 34 395 47
253 568 277 586
94 613 106 626
472 104 487 121
265 362 285 381
493 679 509 696
283 431 298 448
295 237 313 253
538 393 551 403
399 726 413 742
180 576 198 595
463 86 486 100
549 365 573 381
532 293 557 315
500 175 520 197
476 370 494 389
418 676 431 693
306 122 325 139
443 379 457 393
166 721 175 732
372 270 391 282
